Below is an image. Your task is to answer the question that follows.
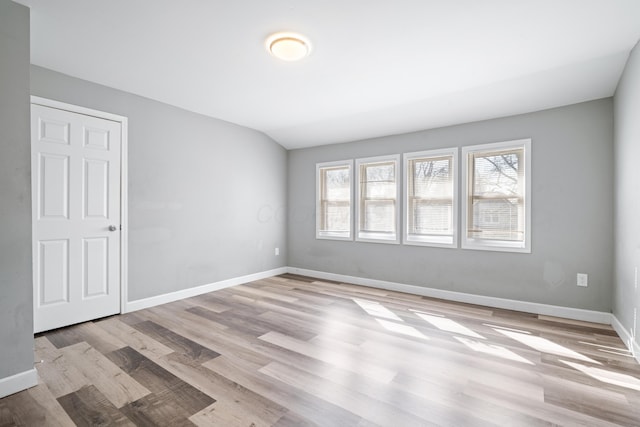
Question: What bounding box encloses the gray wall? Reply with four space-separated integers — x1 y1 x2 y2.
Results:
613 42 640 347
288 99 614 312
31 66 287 301
0 1 34 379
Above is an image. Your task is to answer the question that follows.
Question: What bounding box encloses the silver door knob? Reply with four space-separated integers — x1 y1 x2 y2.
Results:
108 225 118 232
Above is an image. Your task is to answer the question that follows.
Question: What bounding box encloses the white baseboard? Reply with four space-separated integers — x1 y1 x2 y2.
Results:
287 267 612 325
124 265 611 324
124 267 288 313
0 368 38 399
611 314 640 364
122 265 640 362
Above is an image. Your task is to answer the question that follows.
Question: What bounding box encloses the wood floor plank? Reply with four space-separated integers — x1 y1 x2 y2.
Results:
106 346 215 415
359 331 541 384
118 311 147 326
204 291 272 316
271 411 318 427
43 326 85 349
464 379 624 427
186 305 274 339
129 320 220 365
543 374 639 426
204 355 370 427
182 295 232 314
156 355 288 426
93 317 175 361
539 314 614 329
120 393 196 427
129 304 274 371
60 342 151 408
256 310 319 341
264 337 545 425
259 330 398 383
26 383 76 427
259 360 463 427
232 283 300 303
188 305 317 341
57 385 135 427
0 384 63 426
4 273 640 425
277 273 317 283
71 321 128 354
34 336 91 398
189 400 276 427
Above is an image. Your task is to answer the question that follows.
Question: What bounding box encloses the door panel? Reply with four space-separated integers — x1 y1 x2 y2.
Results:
32 104 122 333
83 237 108 298
39 153 70 219
38 239 69 305
83 158 109 219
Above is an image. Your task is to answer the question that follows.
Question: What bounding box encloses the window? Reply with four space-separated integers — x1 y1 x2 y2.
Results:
316 160 352 240
356 155 400 243
462 139 531 253
404 148 458 247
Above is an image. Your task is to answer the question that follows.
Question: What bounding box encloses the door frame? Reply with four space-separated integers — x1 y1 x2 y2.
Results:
30 96 129 318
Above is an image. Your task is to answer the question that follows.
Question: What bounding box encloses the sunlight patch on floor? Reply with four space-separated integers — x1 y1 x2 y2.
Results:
578 341 635 358
376 318 429 340
415 312 485 339
483 324 532 335
353 299 403 321
496 329 600 364
454 336 534 365
560 360 640 392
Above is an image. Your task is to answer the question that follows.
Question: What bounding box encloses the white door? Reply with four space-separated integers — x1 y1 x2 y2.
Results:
32 103 122 333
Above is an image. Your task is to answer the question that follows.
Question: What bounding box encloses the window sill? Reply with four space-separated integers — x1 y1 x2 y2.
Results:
356 232 399 244
404 234 456 248
317 231 352 241
462 238 530 253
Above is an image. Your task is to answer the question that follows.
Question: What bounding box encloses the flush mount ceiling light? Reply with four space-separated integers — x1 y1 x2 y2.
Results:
266 32 311 61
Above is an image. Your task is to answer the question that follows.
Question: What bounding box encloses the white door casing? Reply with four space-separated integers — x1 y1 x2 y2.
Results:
31 99 127 333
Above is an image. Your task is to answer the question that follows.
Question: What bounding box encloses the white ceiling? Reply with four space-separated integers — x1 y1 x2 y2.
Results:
15 0 640 149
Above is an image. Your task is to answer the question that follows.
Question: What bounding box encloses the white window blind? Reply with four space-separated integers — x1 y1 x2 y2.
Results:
316 161 352 240
404 148 457 247
356 155 400 243
462 139 531 253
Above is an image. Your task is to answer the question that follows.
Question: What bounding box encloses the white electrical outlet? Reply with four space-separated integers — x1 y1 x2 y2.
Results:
275 247 279 256
577 273 588 287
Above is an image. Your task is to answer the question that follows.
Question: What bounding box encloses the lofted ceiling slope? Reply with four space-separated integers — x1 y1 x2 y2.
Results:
14 0 640 149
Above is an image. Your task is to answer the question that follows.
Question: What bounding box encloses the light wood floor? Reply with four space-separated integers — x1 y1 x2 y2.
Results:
2 274 640 426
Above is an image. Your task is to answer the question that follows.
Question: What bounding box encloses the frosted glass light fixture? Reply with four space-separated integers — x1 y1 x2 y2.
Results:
267 32 311 61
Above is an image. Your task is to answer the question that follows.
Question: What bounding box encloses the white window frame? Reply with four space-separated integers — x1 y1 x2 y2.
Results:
316 160 353 241
403 147 458 248
461 138 531 253
355 154 401 244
